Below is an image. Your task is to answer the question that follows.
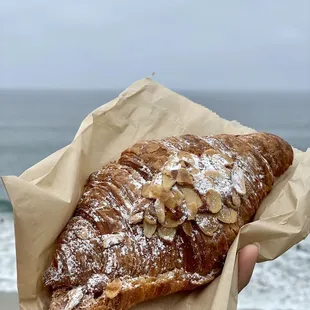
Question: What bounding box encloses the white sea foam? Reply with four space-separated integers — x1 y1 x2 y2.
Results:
0 213 17 292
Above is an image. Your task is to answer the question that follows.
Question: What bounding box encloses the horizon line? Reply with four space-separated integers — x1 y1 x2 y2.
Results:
0 87 309 93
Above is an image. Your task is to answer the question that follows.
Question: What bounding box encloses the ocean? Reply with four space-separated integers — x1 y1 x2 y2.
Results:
0 89 310 309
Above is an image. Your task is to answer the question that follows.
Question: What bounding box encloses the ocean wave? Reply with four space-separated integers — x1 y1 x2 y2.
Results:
0 199 12 212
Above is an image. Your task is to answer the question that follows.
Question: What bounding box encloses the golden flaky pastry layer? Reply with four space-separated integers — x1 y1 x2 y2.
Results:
43 133 293 310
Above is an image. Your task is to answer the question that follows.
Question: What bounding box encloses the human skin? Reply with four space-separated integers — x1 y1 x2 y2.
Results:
238 244 260 292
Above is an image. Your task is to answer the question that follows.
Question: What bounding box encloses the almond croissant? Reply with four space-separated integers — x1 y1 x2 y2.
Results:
43 133 293 310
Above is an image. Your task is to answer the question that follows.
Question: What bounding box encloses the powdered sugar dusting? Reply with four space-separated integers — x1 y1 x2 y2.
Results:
44 134 275 309
64 286 83 310
203 136 268 195
86 274 108 291
196 153 232 197
160 150 234 203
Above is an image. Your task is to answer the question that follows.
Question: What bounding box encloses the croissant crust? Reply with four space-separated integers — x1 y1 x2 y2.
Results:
43 133 293 310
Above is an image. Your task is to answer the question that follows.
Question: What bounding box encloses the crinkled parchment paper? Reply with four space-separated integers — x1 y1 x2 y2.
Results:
2 78 310 310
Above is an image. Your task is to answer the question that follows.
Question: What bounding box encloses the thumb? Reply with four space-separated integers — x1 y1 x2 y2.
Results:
238 243 260 292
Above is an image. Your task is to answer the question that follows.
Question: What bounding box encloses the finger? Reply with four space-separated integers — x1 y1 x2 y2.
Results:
238 244 260 292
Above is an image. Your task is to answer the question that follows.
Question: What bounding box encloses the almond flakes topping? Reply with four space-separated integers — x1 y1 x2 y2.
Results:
106 279 122 299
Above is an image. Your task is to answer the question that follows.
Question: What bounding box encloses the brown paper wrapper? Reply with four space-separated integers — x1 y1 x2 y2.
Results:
2 78 310 310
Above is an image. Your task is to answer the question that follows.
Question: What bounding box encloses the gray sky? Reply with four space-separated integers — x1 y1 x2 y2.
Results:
0 0 309 90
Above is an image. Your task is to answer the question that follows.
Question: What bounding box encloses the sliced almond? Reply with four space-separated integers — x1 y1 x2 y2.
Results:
177 151 195 166
176 168 194 186
165 197 177 210
204 149 219 156
162 213 186 228
141 183 154 199
162 190 175 202
204 170 222 178
180 160 186 168
163 166 175 178
204 170 223 179
148 184 163 198
231 190 241 208
221 154 234 167
172 187 184 206
196 213 219 236
129 211 144 224
144 208 157 225
143 220 157 238
231 167 246 195
162 174 176 190
102 233 124 249
142 183 173 201
157 226 177 242
154 199 166 224
181 187 203 209
187 202 198 220
153 157 167 170
182 221 193 237
206 189 222 213
165 187 184 210
146 143 161 153
204 170 224 184
106 279 122 299
75 227 89 240
216 205 238 224
162 218 185 228
151 184 174 202
129 146 142 155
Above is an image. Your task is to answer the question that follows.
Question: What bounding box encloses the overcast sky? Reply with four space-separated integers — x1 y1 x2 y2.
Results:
0 1 309 90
